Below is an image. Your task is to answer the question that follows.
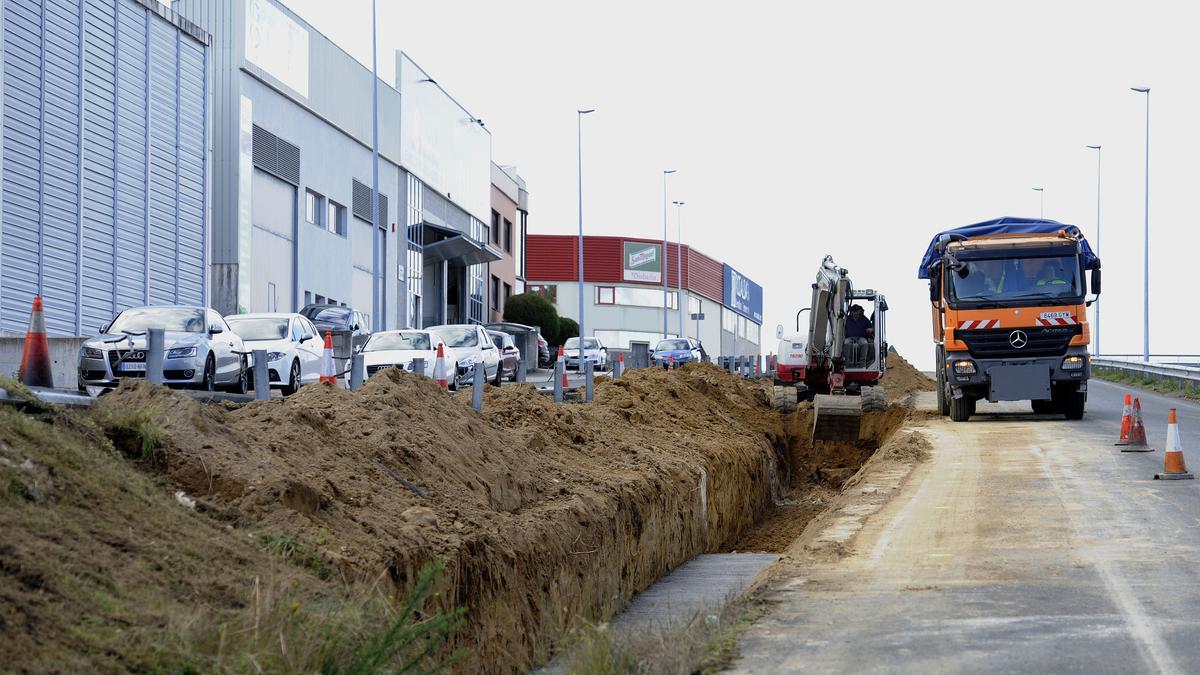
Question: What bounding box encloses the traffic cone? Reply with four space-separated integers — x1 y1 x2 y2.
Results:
18 296 53 388
1121 397 1154 452
1155 408 1194 480
669 355 676 371
319 331 337 385
1114 393 1133 446
558 345 568 389
433 343 449 390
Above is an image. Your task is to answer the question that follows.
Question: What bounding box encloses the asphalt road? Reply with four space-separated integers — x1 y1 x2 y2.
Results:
730 380 1200 674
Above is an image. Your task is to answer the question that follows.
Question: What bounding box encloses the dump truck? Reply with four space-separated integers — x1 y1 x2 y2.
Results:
775 255 889 441
918 218 1101 421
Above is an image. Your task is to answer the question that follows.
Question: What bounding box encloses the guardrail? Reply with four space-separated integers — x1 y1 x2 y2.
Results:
1091 358 1200 391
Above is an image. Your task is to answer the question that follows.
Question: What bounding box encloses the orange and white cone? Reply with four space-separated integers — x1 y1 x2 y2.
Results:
1114 393 1134 446
669 355 676 371
1155 408 1194 480
433 343 449 390
1121 397 1154 452
18 296 53 388
319 331 337 385
558 345 568 389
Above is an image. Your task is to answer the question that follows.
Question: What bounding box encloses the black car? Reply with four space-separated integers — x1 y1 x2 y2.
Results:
299 304 371 356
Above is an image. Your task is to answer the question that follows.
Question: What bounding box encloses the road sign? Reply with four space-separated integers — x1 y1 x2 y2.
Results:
690 313 705 320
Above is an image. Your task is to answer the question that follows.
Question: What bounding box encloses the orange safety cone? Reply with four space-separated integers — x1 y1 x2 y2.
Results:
319 331 337 385
432 343 449 390
558 345 568 389
669 354 676 371
1155 408 1194 480
1114 393 1134 446
1121 397 1154 452
18 296 54 388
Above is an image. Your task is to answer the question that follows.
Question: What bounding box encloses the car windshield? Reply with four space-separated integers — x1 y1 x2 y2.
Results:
226 317 288 341
951 255 1081 302
302 306 350 324
656 339 690 351
563 338 599 349
108 307 205 334
364 332 430 351
434 326 478 348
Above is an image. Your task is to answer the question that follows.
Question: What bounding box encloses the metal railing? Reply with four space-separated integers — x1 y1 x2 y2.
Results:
1091 358 1200 390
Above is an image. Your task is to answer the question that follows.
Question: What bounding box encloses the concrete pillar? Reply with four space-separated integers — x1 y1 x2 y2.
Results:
472 364 484 412
412 357 425 378
349 353 365 390
146 328 164 385
585 364 594 402
252 349 270 400
553 359 564 403
516 359 527 383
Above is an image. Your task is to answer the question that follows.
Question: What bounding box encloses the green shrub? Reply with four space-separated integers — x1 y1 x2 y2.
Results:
502 293 558 342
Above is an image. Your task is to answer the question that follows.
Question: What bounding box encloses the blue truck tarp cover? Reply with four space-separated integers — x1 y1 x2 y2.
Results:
917 216 1098 279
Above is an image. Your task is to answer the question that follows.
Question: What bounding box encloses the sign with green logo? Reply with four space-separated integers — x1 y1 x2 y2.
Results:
623 241 662 283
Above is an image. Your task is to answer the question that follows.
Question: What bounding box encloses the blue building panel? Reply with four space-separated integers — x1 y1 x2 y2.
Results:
722 263 764 324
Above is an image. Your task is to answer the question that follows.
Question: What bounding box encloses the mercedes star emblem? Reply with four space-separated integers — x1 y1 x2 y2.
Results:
1009 330 1029 349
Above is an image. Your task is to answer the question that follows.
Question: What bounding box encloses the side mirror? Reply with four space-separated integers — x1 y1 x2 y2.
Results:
775 324 784 339
1090 267 1101 295
929 277 940 302
209 325 224 335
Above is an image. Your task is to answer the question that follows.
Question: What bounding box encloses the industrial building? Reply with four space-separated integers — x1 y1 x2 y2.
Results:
525 234 763 358
0 0 210 335
488 162 528 323
173 0 500 330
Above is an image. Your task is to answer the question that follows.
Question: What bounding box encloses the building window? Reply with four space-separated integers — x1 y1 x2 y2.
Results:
503 283 512 308
722 309 736 334
688 295 701 316
503 218 512 253
491 275 500 310
491 209 501 245
306 190 324 226
469 264 485 323
596 286 615 305
529 284 557 304
327 200 347 236
608 286 676 309
304 291 312 306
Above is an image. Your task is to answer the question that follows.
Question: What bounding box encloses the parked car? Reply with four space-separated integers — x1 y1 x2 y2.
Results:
299 304 371 354
650 337 706 368
360 329 444 379
428 324 501 388
78 306 248 393
483 321 547 371
536 333 552 368
225 313 323 395
487 330 521 382
563 336 609 371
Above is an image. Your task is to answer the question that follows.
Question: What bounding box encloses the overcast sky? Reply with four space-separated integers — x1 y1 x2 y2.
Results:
286 0 1199 369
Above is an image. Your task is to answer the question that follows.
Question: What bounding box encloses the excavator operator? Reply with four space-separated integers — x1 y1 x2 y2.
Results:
845 304 874 367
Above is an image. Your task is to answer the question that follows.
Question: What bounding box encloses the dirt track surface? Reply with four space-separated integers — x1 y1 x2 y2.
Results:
729 391 1200 673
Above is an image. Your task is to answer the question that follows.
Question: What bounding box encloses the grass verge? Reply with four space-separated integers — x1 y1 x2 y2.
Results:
1093 368 1200 401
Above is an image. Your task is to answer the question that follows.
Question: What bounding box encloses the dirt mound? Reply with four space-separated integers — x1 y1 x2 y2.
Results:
881 348 935 400
94 362 785 672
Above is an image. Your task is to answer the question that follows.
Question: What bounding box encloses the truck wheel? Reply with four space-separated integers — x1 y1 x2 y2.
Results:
1059 391 1086 420
860 386 886 412
949 393 973 422
936 347 950 416
773 385 798 414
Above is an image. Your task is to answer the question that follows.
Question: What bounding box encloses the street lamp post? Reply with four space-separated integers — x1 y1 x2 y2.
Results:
1031 187 1044 219
673 200 685 338
577 109 595 369
1087 145 1101 356
369 0 381 331
662 169 676 338
1132 87 1151 362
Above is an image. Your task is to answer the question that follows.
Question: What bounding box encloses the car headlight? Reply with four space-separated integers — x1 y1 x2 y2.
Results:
82 347 103 359
167 346 197 359
459 355 476 367
267 351 287 362
1062 355 1085 371
953 360 977 375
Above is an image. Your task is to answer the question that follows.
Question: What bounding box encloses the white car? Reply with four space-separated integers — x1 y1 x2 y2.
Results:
563 336 609 371
225 312 324 395
428 324 501 388
361 330 444 379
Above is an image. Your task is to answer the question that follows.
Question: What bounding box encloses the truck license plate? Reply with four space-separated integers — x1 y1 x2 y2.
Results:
121 362 147 372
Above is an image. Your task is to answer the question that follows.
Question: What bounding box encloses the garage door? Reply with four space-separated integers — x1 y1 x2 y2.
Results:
250 169 294 312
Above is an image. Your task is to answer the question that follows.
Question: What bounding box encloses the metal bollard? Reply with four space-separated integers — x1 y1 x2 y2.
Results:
349 353 365 390
252 349 270 400
147 328 165 384
412 357 425 378
585 363 594 402
472 364 484 411
553 359 564 403
614 355 623 380
516 359 527 383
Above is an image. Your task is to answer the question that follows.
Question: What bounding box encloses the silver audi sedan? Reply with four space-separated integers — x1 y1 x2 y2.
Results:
77 306 248 393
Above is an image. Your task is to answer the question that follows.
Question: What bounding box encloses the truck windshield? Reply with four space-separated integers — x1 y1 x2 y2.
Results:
950 255 1081 304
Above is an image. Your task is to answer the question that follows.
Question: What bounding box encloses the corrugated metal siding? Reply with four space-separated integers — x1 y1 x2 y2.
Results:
0 0 209 335
686 246 723 303
526 234 575 281
584 236 622 283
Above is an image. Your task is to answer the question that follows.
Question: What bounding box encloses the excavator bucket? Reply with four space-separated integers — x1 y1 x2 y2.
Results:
812 393 862 442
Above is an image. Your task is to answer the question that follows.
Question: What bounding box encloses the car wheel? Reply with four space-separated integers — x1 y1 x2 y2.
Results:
199 355 216 392
282 359 301 396
226 357 249 395
493 363 503 387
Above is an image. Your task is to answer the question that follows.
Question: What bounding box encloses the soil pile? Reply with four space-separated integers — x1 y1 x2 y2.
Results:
94 362 786 672
881 348 936 400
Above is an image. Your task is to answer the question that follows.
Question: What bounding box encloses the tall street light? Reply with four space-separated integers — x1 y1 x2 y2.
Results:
369 0 381 331
1087 145 1101 356
577 109 595 368
1132 86 1151 362
662 169 676 338
1031 187 1044 219
673 200 685 338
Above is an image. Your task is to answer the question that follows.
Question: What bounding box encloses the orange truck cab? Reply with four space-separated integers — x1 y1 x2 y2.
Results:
919 218 1101 421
